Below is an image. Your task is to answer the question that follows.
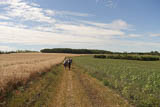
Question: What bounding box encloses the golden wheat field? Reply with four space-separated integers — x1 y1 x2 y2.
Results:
0 53 79 93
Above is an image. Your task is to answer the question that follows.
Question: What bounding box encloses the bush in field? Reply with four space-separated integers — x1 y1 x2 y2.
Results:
140 56 159 61
94 55 106 59
107 55 159 61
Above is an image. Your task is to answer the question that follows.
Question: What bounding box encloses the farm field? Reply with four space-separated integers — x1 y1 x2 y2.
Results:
73 55 160 106
3 64 130 107
1 54 159 107
0 53 79 97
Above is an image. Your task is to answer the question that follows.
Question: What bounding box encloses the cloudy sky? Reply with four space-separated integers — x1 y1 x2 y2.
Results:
0 0 160 52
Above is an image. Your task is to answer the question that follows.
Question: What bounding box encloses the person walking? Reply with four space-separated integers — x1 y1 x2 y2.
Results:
68 58 72 70
63 58 68 70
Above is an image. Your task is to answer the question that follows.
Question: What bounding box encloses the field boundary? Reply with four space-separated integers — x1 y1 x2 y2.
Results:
0 63 63 106
72 64 131 107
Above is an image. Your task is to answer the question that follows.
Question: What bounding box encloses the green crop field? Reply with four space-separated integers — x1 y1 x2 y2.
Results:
73 55 160 106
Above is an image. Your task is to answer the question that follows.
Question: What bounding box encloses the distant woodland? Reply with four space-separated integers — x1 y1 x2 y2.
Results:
40 48 160 55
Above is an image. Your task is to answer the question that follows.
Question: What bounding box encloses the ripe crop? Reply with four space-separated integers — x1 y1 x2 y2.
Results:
0 53 78 95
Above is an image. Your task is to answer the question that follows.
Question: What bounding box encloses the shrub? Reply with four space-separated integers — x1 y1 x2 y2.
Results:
107 55 159 61
140 56 159 61
103 79 110 86
94 55 106 59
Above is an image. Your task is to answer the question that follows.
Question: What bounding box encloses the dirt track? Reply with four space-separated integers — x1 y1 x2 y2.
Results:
4 64 131 107
51 65 130 107
52 67 92 107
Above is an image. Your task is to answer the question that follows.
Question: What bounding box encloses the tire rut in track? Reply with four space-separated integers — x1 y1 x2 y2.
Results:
51 65 131 107
52 69 92 107
76 71 130 107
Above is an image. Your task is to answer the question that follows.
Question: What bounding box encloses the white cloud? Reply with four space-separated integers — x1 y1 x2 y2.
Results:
109 19 130 30
0 0 127 47
106 0 119 8
150 33 160 37
102 39 160 52
44 9 92 17
32 26 56 32
0 0 92 26
81 19 131 30
0 0 157 52
45 9 56 16
96 0 119 8
0 15 11 20
0 25 103 45
0 0 56 23
0 22 27 28
30 2 40 7
0 46 16 51
55 10 91 17
128 34 142 38
0 22 10 26
55 23 124 37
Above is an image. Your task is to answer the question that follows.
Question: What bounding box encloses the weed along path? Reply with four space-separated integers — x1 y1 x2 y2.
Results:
4 64 131 107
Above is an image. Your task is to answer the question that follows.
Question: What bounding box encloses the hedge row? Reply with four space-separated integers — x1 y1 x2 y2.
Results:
94 55 106 59
107 55 159 61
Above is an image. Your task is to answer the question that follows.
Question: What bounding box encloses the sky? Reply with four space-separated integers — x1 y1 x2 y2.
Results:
0 0 160 52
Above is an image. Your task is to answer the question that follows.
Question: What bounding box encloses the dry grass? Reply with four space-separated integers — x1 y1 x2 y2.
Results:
0 53 79 94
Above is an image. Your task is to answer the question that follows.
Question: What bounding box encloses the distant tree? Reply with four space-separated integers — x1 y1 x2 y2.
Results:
40 48 112 54
150 51 159 55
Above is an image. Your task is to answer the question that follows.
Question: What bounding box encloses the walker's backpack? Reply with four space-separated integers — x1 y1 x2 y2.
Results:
68 59 72 64
63 59 68 65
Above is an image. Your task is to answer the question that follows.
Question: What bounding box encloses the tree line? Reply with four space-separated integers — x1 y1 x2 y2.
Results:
40 48 112 54
1 48 159 55
40 48 160 55
0 50 38 54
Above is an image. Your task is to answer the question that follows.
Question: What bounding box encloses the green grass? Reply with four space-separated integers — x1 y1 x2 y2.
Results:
73 56 160 107
4 64 63 107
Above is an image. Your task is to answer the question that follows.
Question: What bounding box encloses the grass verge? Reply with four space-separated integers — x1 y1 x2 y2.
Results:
1 64 63 107
72 64 130 107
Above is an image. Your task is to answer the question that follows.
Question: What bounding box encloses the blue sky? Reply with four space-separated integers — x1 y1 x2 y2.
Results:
0 0 160 52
